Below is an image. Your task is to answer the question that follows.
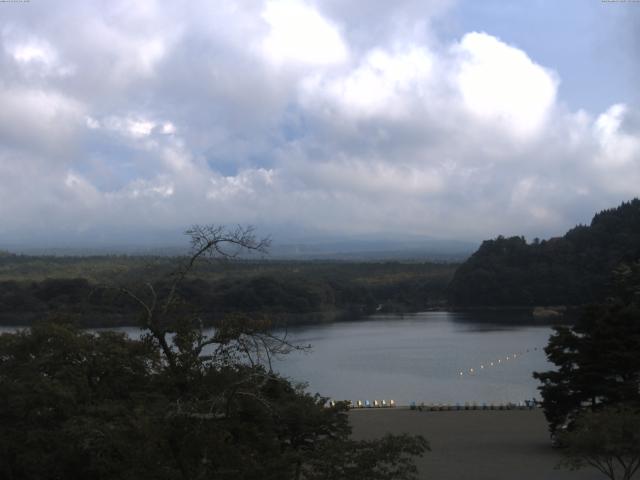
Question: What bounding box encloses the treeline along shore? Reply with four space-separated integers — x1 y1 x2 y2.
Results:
0 256 456 327
1 198 638 328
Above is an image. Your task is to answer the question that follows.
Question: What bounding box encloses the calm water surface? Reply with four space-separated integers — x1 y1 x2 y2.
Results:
0 311 556 405
272 312 554 405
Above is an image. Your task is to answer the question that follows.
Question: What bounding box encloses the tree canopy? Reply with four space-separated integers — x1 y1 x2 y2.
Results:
558 406 640 480
449 199 640 306
0 225 429 480
533 261 640 433
0 258 455 328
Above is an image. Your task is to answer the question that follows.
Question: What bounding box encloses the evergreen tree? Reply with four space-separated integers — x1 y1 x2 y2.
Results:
449 199 640 306
533 261 640 433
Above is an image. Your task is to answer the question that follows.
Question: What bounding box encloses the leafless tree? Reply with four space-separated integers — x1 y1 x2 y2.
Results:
116 225 304 369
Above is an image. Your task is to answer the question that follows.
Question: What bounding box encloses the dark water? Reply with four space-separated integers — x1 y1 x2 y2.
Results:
0 311 556 405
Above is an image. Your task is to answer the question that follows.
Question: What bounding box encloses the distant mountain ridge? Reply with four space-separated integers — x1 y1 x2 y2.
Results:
448 199 640 306
1 237 475 262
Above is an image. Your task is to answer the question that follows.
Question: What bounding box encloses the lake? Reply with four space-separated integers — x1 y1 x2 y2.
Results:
272 311 555 405
0 311 556 405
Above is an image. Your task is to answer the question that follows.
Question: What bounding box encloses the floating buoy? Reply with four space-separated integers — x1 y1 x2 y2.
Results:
455 346 543 380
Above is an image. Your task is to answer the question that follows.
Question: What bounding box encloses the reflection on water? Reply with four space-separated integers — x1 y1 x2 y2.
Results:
0 311 557 405
272 311 555 405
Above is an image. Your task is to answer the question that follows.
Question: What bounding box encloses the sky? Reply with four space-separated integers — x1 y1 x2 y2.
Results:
0 0 639 247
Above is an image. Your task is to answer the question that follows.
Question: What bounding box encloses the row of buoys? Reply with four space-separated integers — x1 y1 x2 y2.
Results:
457 347 541 377
332 399 539 410
410 400 538 411
348 399 396 409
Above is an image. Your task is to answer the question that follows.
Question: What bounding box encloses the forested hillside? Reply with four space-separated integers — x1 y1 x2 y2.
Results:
448 199 640 306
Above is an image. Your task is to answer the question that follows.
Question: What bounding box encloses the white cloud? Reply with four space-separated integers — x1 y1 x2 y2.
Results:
453 32 558 139
0 0 638 246
85 116 100 129
0 88 84 156
4 34 75 77
594 104 640 167
162 146 192 172
207 168 275 200
95 115 174 140
127 119 155 138
302 46 433 118
123 180 175 199
64 171 102 207
261 0 349 66
161 122 176 135
11 42 53 64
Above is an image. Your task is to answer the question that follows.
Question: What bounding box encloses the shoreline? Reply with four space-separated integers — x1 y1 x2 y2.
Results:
0 306 576 329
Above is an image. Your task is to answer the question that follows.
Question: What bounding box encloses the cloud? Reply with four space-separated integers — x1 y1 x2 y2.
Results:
261 0 349 66
0 0 638 246
0 87 85 157
453 32 558 139
301 46 434 119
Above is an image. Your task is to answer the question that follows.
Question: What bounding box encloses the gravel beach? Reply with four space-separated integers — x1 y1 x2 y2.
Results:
349 409 604 480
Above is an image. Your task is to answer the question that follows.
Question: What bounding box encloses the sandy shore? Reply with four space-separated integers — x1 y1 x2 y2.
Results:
349 409 603 480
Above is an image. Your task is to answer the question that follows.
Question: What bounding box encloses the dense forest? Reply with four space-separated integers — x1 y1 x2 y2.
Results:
0 255 456 327
0 227 429 479
3 199 639 325
449 199 640 306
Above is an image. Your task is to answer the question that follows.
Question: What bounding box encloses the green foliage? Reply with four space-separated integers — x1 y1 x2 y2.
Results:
0 322 161 479
449 199 640 306
0 225 429 479
558 406 640 480
534 261 640 433
0 320 428 480
0 261 456 327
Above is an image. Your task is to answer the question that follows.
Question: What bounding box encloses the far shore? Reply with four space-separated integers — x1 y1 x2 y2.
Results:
349 409 601 480
0 305 580 329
